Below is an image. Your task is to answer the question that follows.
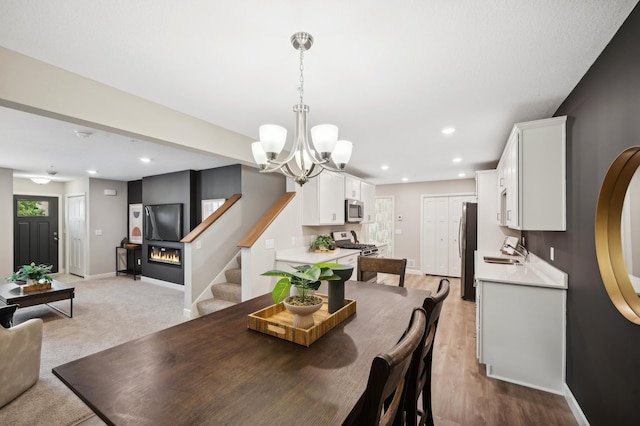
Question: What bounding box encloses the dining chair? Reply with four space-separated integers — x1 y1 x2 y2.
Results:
403 278 450 426
345 307 428 426
357 256 407 287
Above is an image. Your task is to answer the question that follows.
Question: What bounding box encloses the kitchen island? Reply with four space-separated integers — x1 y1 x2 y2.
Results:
475 251 568 394
275 247 361 280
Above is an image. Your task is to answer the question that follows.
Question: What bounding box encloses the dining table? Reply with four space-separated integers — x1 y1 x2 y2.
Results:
53 280 430 425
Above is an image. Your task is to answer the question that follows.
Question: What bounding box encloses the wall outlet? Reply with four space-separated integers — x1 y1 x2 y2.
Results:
265 239 275 249
407 259 416 268
395 229 402 234
196 241 202 249
95 229 102 236
550 247 555 261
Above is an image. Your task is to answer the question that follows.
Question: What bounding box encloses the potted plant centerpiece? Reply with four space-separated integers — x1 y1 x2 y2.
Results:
262 262 342 328
310 234 336 253
5 262 54 292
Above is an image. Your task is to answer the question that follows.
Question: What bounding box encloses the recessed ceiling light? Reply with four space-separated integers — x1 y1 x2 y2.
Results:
442 127 456 135
381 165 389 170
140 158 151 163
87 170 97 175
75 130 93 138
402 177 409 182
452 157 462 163
458 172 466 177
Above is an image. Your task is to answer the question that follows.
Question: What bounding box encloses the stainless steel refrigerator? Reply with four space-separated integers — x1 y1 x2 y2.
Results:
460 202 477 300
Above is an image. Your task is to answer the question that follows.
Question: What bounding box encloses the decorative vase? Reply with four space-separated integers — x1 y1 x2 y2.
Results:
327 265 354 314
283 296 323 329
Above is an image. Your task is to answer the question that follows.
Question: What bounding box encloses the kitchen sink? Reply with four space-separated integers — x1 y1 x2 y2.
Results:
483 256 523 265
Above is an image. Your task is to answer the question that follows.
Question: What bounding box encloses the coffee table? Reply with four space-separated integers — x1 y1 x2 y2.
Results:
0 280 74 318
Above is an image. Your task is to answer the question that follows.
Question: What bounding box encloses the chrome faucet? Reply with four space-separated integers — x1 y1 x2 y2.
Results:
507 243 529 262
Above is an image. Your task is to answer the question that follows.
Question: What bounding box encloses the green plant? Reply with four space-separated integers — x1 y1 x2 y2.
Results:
5 262 53 284
262 262 343 304
310 234 335 251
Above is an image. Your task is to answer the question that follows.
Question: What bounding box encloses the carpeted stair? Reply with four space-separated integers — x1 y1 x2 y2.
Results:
196 257 242 315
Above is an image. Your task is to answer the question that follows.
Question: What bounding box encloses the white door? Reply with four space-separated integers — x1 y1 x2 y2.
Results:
67 194 86 277
434 198 449 276
422 198 437 274
423 194 475 277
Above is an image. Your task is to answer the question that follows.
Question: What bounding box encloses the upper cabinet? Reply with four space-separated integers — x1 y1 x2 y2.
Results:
345 176 361 200
301 171 345 226
361 182 376 224
496 116 567 231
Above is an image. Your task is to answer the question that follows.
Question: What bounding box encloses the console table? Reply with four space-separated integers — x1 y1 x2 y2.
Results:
116 244 141 280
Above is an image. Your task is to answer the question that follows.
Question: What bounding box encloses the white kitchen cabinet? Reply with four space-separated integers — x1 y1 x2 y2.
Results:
496 116 567 231
301 171 345 226
376 243 388 258
337 252 358 280
475 252 567 394
344 176 361 200
360 181 376 224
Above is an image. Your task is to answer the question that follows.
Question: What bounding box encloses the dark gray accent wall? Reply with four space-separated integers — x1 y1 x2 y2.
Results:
523 5 640 424
196 164 242 223
127 180 142 205
141 170 196 285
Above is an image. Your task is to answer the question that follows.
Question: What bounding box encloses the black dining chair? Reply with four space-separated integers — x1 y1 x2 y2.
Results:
358 256 407 287
404 278 450 426
345 307 428 426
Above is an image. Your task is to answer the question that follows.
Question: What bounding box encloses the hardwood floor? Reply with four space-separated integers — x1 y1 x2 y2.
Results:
399 274 577 426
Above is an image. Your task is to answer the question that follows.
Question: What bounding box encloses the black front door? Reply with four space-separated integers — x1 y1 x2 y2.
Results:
13 195 59 272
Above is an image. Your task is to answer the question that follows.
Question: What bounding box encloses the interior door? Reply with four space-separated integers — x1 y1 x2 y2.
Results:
13 195 59 272
67 194 86 277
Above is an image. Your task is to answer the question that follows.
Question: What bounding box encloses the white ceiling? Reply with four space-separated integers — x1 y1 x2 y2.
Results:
0 1 637 185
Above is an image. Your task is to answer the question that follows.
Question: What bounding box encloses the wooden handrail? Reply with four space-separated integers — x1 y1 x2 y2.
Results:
237 192 296 248
181 194 242 243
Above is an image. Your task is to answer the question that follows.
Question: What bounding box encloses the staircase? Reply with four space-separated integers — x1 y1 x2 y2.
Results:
196 256 242 315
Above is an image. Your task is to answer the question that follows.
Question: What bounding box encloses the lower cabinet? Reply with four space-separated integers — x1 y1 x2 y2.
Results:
476 279 566 394
336 253 358 280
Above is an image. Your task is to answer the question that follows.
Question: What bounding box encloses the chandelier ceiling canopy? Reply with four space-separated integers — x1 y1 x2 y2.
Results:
251 32 353 186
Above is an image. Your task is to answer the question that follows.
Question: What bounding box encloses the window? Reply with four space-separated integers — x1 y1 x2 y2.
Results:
17 200 49 217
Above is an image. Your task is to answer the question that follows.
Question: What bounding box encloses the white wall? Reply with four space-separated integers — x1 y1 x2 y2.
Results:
376 179 476 270
0 168 13 278
88 179 128 276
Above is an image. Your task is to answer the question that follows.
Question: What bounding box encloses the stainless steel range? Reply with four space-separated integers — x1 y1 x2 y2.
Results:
332 231 378 282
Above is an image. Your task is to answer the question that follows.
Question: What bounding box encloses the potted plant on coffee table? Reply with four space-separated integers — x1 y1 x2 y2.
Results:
5 262 53 292
262 262 342 328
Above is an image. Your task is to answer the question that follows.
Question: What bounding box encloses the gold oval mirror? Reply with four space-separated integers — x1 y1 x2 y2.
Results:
595 146 640 324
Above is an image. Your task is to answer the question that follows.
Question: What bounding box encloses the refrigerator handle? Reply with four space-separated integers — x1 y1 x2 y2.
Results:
458 215 463 257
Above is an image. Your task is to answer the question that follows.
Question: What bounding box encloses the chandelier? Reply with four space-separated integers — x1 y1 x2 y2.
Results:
251 32 353 186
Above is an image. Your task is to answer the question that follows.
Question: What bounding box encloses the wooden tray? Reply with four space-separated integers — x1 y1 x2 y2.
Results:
248 294 356 346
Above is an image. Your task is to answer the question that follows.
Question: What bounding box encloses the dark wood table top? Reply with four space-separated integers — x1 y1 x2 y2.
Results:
0 279 74 304
53 281 429 425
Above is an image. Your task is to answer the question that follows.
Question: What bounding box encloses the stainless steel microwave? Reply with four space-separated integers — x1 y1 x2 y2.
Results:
345 199 364 223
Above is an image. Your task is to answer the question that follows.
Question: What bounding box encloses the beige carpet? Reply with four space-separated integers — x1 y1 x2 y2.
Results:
0 274 186 426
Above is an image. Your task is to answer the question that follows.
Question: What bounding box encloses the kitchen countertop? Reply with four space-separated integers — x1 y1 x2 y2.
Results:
275 247 361 264
475 251 568 289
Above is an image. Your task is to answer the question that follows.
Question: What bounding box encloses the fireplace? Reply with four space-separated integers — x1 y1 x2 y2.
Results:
148 245 181 266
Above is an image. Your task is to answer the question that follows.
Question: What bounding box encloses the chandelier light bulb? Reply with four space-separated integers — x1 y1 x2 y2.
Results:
331 140 353 168
251 142 268 166
311 124 339 157
259 124 287 158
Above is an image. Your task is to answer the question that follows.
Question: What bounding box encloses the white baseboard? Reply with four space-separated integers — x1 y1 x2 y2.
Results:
140 276 185 292
86 272 116 280
564 383 590 426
